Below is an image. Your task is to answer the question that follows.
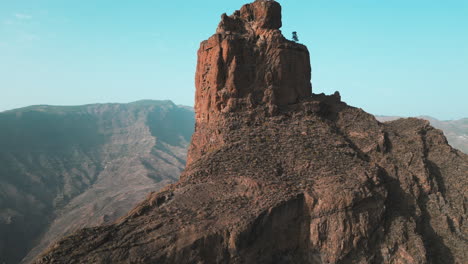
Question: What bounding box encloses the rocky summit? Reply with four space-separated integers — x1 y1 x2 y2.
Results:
191 0 311 165
36 1 467 263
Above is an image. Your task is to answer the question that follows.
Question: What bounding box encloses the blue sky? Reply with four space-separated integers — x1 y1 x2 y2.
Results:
0 0 467 120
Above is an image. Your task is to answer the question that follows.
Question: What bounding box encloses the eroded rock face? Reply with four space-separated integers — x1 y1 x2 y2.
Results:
34 1 467 263
195 0 311 122
191 0 311 165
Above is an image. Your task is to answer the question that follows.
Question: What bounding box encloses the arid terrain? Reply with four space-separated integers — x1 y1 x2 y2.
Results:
34 1 467 263
377 116 468 154
2 107 465 264
0 100 194 264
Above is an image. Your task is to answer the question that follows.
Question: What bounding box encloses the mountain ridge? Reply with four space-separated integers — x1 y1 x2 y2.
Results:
376 115 468 154
0 100 194 264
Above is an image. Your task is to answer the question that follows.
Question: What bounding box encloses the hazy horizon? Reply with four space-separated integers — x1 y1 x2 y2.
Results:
1 0 467 119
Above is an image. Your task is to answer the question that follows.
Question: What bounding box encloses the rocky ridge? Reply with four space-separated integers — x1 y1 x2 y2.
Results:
0 100 194 264
377 116 468 154
36 1 467 263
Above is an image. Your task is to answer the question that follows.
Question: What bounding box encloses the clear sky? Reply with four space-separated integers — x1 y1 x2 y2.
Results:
1 0 467 120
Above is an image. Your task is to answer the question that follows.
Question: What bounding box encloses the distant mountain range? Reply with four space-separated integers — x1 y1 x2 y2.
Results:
0 100 194 264
376 116 468 154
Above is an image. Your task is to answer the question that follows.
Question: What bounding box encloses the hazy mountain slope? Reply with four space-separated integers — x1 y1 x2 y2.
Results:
0 100 194 264
376 116 468 154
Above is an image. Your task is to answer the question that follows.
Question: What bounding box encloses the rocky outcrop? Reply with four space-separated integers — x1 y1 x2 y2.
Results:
0 100 194 264
195 0 311 119
35 1 467 263
377 116 468 154
191 0 311 164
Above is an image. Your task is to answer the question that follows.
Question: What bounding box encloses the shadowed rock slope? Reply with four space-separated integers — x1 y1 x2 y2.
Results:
0 100 194 264
36 1 467 263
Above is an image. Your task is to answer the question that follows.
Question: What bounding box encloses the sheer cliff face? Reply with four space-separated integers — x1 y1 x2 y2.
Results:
35 1 467 263
0 101 194 264
190 0 311 164
195 0 311 119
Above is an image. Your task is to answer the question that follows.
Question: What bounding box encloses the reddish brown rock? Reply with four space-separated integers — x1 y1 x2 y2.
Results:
190 0 311 164
194 0 311 121
34 1 467 263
